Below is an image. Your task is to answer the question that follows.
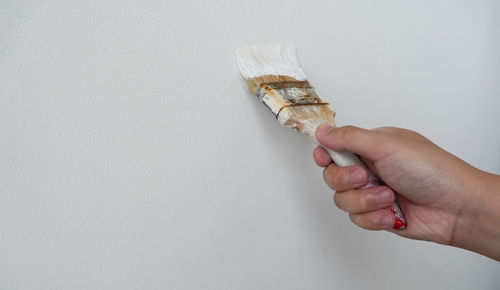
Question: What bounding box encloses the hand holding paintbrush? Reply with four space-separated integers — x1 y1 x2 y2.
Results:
235 45 500 261
235 44 406 230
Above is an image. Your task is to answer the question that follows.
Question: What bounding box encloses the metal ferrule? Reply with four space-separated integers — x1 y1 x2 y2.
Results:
256 81 328 118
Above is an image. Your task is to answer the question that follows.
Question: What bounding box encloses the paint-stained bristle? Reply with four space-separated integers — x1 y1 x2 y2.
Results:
235 45 307 93
244 75 299 94
235 44 335 140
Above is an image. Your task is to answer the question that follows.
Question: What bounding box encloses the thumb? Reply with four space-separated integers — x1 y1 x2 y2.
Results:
315 125 386 161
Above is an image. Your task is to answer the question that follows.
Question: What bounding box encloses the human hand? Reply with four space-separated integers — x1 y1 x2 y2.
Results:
314 125 500 260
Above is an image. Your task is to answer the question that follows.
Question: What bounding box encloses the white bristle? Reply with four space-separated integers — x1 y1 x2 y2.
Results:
234 44 307 80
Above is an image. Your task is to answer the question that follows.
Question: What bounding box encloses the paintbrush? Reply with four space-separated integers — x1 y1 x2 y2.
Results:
235 44 406 230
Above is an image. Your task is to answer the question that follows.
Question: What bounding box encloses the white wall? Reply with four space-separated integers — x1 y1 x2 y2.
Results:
1 0 499 289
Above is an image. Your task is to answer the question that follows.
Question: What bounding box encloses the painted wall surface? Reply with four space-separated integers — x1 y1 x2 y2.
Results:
1 1 499 289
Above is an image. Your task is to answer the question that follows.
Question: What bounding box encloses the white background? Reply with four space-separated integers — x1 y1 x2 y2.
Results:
1 0 499 289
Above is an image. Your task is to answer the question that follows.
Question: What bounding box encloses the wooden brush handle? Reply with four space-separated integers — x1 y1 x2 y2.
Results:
323 147 407 230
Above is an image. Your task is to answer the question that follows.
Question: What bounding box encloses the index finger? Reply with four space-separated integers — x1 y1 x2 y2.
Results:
313 146 332 167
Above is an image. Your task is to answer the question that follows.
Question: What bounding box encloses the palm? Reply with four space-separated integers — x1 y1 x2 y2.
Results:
395 197 456 244
364 137 467 244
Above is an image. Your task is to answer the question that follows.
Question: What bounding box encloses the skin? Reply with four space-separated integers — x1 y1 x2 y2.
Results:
314 125 500 261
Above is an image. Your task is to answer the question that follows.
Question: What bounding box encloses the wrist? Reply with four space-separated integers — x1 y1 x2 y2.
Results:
452 170 500 260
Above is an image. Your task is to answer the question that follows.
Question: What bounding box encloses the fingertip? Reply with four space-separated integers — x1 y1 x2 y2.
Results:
316 125 333 139
379 212 396 229
313 146 332 167
374 188 395 206
315 125 335 148
323 165 369 191
349 209 396 230
346 167 368 186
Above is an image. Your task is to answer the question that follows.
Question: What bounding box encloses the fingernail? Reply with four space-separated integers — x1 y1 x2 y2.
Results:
316 125 333 137
375 190 393 206
381 215 395 228
348 169 365 183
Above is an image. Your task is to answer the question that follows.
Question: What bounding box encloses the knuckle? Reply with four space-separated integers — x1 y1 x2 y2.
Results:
374 126 421 140
322 166 331 181
340 125 361 139
398 128 418 137
348 213 360 226
323 165 340 189
333 193 341 207
373 126 397 133
358 193 369 211
349 212 380 231
336 169 350 187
